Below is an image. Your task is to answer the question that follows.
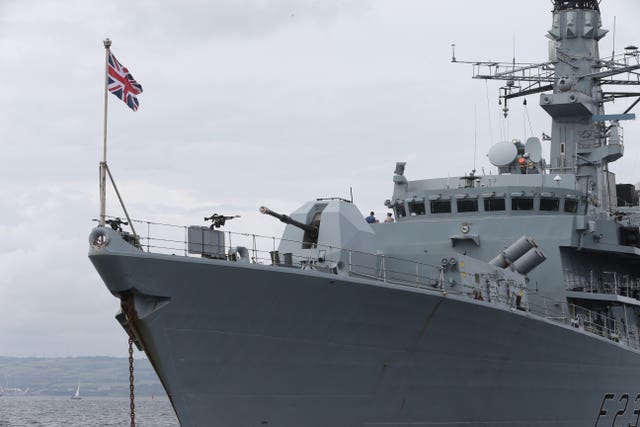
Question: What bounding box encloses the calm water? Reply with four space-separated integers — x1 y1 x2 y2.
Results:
0 396 179 426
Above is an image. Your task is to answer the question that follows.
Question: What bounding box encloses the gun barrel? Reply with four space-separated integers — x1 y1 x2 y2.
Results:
260 206 317 234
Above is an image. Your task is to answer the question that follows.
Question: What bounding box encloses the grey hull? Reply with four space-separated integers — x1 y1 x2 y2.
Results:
87 1 640 425
90 242 640 427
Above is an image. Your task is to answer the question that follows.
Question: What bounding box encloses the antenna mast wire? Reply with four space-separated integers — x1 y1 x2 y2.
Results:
612 16 616 60
524 99 534 137
473 105 478 173
485 80 494 144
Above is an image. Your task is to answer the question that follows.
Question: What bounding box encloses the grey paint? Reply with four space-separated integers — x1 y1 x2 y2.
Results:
89 236 640 426
87 2 640 426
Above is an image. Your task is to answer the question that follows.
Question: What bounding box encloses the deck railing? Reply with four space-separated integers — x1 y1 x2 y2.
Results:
564 269 640 299
528 295 640 351
104 216 640 352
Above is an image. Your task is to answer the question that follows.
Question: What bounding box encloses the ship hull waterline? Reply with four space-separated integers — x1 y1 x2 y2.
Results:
90 242 640 427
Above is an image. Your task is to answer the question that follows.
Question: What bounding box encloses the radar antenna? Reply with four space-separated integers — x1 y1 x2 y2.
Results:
552 1 600 12
453 3 640 117
453 49 640 118
454 1 639 213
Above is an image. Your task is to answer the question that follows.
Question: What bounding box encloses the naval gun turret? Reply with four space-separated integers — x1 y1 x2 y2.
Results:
260 206 320 247
261 200 377 273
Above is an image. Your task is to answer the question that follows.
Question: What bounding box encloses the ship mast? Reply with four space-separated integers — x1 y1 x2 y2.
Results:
454 0 640 214
546 0 614 212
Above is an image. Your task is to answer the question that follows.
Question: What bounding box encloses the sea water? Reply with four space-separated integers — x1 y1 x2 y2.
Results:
0 396 179 426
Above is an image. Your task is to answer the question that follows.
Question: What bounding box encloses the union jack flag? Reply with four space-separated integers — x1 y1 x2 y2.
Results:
107 51 143 111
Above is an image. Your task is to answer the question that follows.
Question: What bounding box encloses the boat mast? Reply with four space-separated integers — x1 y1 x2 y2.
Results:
453 0 640 214
545 0 616 212
100 38 111 227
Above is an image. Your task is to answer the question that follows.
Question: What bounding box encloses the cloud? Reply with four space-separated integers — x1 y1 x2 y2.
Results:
0 182 124 356
1 0 638 358
117 0 374 41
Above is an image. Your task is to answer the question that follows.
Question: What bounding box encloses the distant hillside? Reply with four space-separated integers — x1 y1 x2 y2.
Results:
0 356 165 397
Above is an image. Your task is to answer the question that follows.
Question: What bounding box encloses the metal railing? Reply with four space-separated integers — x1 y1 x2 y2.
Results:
564 269 640 299
568 302 640 350
111 217 529 307
105 216 640 351
528 294 640 351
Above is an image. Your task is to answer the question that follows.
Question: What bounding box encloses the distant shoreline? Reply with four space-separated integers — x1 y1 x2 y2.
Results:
0 355 165 397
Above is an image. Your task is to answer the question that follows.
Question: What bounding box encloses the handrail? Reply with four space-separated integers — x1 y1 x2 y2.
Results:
564 268 640 298
108 215 449 271
528 294 640 351
102 215 640 352
105 215 525 302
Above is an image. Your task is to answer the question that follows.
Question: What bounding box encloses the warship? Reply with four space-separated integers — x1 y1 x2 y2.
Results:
89 1 640 426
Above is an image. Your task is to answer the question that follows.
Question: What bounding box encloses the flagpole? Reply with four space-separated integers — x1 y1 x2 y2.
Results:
100 38 111 227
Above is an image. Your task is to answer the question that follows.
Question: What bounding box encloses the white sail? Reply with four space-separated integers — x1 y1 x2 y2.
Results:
71 385 81 400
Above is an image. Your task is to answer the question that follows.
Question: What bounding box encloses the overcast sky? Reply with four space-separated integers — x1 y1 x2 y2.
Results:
1 0 639 358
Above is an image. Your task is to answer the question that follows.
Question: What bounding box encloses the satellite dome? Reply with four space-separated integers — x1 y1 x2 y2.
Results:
488 141 518 167
525 137 542 163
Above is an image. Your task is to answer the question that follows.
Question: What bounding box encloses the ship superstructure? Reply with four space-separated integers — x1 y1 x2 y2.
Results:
89 1 640 426
410 0 640 335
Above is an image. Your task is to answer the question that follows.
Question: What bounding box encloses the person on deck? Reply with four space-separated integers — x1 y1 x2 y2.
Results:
365 212 377 224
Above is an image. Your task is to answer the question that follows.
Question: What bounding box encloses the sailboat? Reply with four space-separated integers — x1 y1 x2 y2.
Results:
70 384 81 400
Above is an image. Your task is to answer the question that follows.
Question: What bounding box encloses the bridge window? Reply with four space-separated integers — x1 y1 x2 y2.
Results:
457 199 478 212
540 197 560 211
564 199 578 213
512 198 534 211
484 198 506 211
394 203 407 218
408 201 426 216
430 200 451 214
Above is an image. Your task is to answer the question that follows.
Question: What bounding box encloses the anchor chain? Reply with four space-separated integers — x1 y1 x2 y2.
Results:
128 334 136 427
